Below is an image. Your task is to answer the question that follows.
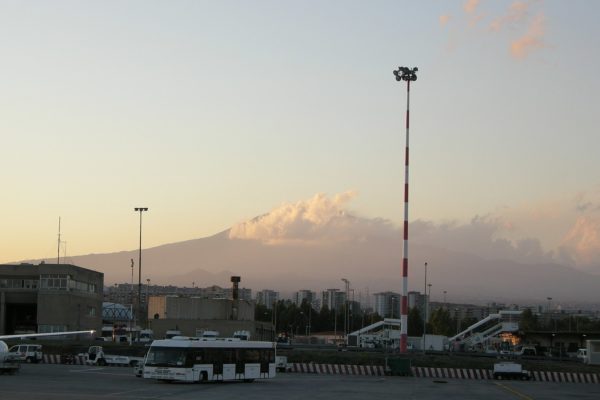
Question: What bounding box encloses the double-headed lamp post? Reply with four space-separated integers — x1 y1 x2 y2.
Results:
393 66 418 354
134 207 149 325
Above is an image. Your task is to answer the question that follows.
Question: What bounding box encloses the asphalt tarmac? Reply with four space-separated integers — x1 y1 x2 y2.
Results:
1 363 599 400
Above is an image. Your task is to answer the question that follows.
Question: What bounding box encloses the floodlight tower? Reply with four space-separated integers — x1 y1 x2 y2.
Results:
393 66 418 353
134 207 149 325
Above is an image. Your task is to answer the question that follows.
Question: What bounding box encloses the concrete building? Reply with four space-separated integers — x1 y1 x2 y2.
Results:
256 289 279 309
147 295 272 340
0 263 103 335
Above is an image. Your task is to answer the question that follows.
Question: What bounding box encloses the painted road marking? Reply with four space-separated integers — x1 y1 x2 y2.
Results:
494 382 535 400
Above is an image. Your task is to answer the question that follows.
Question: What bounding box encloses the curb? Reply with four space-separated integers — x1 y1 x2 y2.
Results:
289 363 385 375
286 363 600 383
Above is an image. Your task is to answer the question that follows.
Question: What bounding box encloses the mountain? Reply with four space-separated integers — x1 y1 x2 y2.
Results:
23 228 600 305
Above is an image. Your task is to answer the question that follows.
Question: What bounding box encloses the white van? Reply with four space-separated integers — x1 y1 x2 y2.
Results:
8 344 43 363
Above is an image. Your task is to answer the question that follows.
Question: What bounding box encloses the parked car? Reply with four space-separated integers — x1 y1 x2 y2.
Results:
8 344 43 363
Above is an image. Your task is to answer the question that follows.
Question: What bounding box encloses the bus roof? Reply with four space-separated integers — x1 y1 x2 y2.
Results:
150 338 275 349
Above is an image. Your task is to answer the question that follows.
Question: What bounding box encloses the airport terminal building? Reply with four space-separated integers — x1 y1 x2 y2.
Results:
0 263 103 335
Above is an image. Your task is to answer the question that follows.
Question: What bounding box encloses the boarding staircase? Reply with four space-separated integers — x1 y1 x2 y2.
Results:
449 310 521 348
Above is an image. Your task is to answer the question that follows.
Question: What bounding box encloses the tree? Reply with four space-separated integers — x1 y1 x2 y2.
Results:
407 307 424 336
520 308 540 331
430 307 454 336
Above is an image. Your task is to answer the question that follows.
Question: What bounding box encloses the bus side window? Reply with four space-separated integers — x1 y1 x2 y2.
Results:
246 349 259 363
259 349 271 373
188 350 204 365
235 349 244 374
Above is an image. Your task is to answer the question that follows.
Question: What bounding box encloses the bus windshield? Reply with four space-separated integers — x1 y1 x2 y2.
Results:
145 347 188 367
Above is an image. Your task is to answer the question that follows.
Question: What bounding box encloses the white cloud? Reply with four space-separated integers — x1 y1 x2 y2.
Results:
228 191 395 244
510 13 546 59
229 190 600 273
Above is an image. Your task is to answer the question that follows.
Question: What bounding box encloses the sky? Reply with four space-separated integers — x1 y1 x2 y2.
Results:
2 0 600 272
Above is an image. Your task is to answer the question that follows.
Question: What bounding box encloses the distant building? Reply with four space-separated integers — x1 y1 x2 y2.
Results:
104 283 253 304
0 263 103 335
256 289 279 309
374 291 401 318
322 288 346 311
294 290 317 308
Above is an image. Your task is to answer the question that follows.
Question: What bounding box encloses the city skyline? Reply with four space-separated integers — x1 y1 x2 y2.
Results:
2 1 600 283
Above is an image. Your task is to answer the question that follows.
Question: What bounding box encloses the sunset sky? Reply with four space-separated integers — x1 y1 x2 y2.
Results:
2 1 599 273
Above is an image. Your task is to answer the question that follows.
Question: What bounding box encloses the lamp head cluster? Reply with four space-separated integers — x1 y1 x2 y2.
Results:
135 207 149 212
393 66 418 82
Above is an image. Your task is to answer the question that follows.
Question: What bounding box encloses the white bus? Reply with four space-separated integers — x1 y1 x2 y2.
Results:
142 337 276 383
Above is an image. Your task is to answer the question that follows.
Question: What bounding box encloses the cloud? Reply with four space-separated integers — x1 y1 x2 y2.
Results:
230 190 600 273
559 216 600 266
228 191 395 245
463 0 485 26
439 15 451 27
464 0 480 14
410 215 554 264
557 190 600 267
440 0 548 60
490 1 529 32
510 13 546 59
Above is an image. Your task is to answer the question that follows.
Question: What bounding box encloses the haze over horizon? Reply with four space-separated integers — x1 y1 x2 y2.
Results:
2 1 600 302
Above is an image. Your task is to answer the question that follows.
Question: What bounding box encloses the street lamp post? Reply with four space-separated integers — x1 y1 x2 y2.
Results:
547 297 553 329
272 300 277 341
423 262 428 352
341 278 350 338
394 65 418 354
134 207 148 326
129 258 134 342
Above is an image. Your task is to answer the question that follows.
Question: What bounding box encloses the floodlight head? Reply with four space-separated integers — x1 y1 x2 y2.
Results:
393 66 418 83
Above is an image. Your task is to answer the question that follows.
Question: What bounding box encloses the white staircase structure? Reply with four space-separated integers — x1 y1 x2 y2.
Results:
449 310 521 348
347 318 401 348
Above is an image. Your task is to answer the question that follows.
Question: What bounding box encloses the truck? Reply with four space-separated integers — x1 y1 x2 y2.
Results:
492 362 531 380
275 355 289 372
81 346 144 367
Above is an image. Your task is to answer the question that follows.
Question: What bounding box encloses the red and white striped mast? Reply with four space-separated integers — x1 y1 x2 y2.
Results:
393 66 418 353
